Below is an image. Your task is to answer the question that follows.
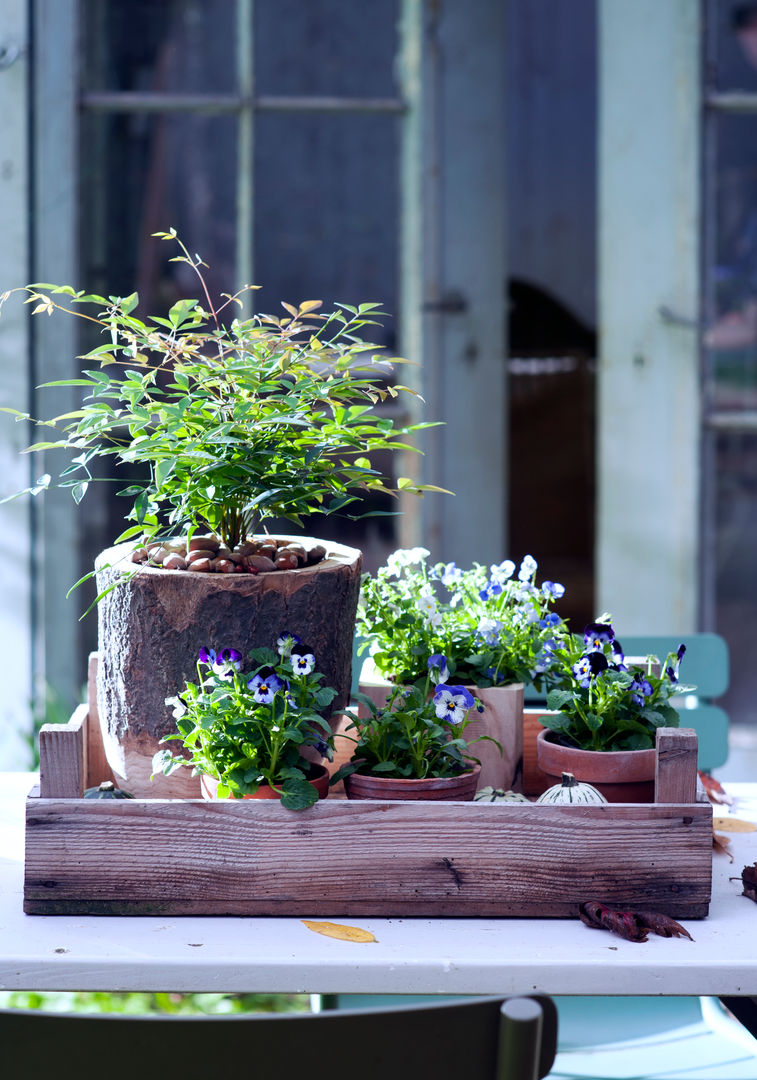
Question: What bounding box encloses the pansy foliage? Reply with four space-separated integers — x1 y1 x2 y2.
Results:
331 656 495 783
356 548 568 690
152 631 337 809
540 617 694 752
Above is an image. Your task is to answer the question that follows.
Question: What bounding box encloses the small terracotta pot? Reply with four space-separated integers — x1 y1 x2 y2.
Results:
536 729 655 803
343 764 481 802
200 762 330 801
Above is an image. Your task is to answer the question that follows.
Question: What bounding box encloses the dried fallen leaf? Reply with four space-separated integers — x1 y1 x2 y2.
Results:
633 911 693 940
713 817 757 833
301 920 377 943
713 832 734 861
742 864 757 903
578 901 693 943
698 771 734 806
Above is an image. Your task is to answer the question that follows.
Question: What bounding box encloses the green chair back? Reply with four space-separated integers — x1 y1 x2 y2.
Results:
0 995 557 1080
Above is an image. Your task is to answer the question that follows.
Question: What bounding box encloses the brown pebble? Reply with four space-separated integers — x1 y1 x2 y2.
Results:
187 557 213 572
163 554 187 571
245 554 277 573
235 541 257 557
225 551 245 564
275 551 299 571
148 546 169 565
188 535 220 553
187 548 217 563
279 543 306 565
213 558 236 573
306 544 327 565
130 547 149 563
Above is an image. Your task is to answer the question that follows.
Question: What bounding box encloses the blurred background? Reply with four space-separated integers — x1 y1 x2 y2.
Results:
1 0 756 773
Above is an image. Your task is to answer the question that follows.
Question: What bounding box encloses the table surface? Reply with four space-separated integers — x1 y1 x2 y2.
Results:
1 772 756 996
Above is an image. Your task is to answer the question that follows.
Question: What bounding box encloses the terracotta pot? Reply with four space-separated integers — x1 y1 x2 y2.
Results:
200 762 330 801
94 536 361 797
357 660 523 792
343 764 481 802
536 728 655 803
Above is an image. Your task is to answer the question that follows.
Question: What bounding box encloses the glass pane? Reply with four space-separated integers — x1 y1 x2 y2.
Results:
704 113 757 410
253 110 399 348
81 0 238 94
712 431 757 722
254 0 399 97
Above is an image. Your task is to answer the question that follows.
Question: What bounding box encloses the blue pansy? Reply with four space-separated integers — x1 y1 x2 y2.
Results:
427 654 450 684
248 669 285 704
583 622 615 652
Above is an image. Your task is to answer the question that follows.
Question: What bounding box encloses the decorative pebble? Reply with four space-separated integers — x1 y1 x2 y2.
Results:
130 536 328 575
163 554 187 570
275 550 299 571
188 535 220 552
187 557 213 572
187 548 217 563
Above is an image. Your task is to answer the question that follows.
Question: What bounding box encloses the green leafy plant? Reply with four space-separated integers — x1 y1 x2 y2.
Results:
332 655 495 782
0 229 445 552
357 548 568 689
540 618 693 752
153 632 337 809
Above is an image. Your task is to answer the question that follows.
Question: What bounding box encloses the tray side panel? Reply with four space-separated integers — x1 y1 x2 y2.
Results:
24 798 713 917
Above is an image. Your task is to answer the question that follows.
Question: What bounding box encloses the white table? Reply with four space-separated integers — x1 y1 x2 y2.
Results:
1 772 756 1001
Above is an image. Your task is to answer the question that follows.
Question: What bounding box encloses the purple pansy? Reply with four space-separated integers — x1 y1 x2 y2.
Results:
433 684 475 725
427 654 450 685
248 669 286 704
584 622 615 652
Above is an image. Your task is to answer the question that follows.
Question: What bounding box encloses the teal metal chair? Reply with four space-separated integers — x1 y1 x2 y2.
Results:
0 994 557 1080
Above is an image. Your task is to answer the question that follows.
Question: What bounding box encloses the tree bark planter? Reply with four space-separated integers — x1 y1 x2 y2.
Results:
536 728 656 804
358 661 523 791
200 764 330 802
343 765 481 802
95 537 361 798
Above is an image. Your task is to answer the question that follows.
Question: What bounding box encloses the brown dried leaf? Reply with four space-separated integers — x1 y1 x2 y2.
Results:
712 816 757 833
698 771 734 806
634 911 694 941
578 901 693 943
713 832 734 861
742 863 757 904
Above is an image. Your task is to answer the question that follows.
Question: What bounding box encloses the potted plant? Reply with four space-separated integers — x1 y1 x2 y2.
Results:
354 548 568 789
152 632 337 809
330 656 489 801
1 230 443 795
535 618 692 802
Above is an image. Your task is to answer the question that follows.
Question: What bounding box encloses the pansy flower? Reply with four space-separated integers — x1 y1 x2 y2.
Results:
433 684 475 725
479 579 503 602
427 653 450 684
583 622 615 652
518 554 538 582
630 675 653 706
247 668 285 704
276 631 301 658
476 616 503 645
290 647 316 676
490 559 516 584
541 580 565 599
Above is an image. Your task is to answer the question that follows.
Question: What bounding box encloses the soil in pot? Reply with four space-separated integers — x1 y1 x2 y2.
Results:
343 764 481 802
536 728 655 803
200 762 330 801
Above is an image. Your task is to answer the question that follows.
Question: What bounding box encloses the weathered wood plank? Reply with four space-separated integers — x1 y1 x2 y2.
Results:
24 797 712 918
38 706 87 798
656 727 698 804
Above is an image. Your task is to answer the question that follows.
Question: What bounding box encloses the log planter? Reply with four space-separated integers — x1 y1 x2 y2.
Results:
94 537 361 798
25 686 713 918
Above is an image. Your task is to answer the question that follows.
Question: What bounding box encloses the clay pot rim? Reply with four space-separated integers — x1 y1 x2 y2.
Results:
201 761 330 800
345 763 481 788
536 728 655 783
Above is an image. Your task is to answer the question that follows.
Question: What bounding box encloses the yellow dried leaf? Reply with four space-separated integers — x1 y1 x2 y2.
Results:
301 920 377 943
712 817 757 833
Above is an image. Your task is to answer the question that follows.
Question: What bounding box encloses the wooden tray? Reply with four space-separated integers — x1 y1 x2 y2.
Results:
24 681 713 918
